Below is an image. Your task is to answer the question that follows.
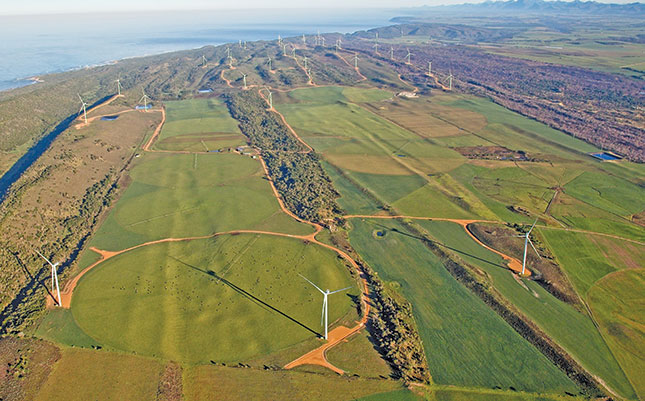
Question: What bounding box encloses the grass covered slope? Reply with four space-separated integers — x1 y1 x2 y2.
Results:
72 234 359 364
348 218 577 394
417 220 636 400
87 152 311 251
155 98 246 152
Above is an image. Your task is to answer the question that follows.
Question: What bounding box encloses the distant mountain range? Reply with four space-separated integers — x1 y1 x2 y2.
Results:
397 0 645 16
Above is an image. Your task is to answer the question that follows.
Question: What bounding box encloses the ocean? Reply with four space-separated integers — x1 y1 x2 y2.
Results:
0 8 401 92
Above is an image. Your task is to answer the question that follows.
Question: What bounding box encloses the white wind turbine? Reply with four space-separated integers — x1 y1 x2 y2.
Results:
302 33 306 45
405 48 413 64
300 274 351 340
448 70 453 90
267 56 273 71
303 56 308 70
511 219 541 275
115 78 122 96
354 54 359 68
261 86 273 109
373 42 379 54
241 73 247 89
37 250 61 307
428 61 432 76
139 89 150 111
77 94 88 124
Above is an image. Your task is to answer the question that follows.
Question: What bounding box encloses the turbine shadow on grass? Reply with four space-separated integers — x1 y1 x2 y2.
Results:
170 256 323 338
372 222 505 270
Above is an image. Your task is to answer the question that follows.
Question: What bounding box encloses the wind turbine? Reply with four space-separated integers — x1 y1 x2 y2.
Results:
282 43 288 56
448 70 453 90
354 54 359 69
241 73 247 89
509 219 541 275
299 274 351 340
226 47 233 67
243 41 247 50
261 86 273 109
428 61 432 76
373 42 379 54
335 41 340 53
278 34 282 46
201 54 207 66
405 48 413 64
302 33 306 45
291 47 296 58
139 89 150 111
77 94 88 124
337 37 342 49
37 250 61 307
321 36 326 47
303 56 308 70
115 78 122 96
267 56 273 71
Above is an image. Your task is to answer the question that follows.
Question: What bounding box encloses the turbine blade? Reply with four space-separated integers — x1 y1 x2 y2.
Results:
329 286 352 295
527 238 542 259
299 274 324 293
35 250 55 268
528 218 538 234
321 297 326 326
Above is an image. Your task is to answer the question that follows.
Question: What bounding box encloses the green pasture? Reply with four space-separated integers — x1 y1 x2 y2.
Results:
155 98 244 151
72 234 358 364
564 171 645 217
416 220 636 400
183 364 402 401
34 308 102 349
287 86 393 104
539 229 627 296
87 152 311 251
588 269 645 400
548 193 645 242
348 218 577 393
34 348 163 401
326 331 392 378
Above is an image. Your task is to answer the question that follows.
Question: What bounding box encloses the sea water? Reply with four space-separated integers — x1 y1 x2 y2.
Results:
0 8 399 91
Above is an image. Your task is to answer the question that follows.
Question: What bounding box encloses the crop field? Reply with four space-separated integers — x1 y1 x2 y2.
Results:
348 218 577 393
86 152 311 251
34 348 164 401
416 220 636 400
154 98 246 152
588 269 645 399
72 234 358 364
183 364 403 401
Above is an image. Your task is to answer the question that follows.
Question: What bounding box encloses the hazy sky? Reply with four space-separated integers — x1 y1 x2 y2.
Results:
1 0 637 15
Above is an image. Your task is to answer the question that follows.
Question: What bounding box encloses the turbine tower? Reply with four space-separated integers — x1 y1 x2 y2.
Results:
241 73 247 89
428 61 432 76
37 250 61 306
267 56 272 71
262 86 273 109
354 54 359 69
283 43 288 56
321 36 326 47
201 54 207 66
303 56 308 70
302 33 306 45
405 48 412 64
373 42 379 54
519 220 541 275
139 89 150 111
278 34 282 46
448 71 453 90
300 274 351 340
115 78 122 96
77 94 88 124
291 47 296 57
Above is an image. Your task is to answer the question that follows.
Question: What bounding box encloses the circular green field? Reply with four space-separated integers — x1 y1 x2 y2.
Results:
71 234 358 364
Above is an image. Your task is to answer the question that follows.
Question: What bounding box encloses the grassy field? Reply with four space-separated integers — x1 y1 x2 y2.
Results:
86 152 311 251
326 331 392 378
588 269 645 400
183 364 403 401
155 97 246 152
72 234 359 364
348 218 577 394
34 348 164 401
415 220 636 400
